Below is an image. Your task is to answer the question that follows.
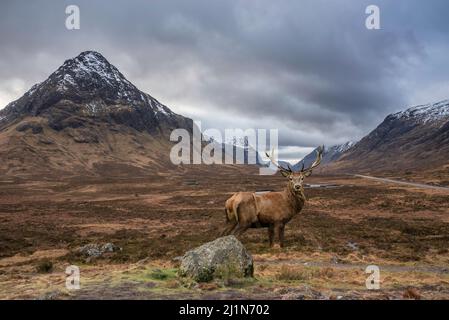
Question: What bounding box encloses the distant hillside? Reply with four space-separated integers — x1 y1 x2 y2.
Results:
332 100 449 173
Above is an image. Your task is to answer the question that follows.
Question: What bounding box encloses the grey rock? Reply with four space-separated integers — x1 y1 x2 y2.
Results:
346 241 359 251
37 290 64 300
102 242 121 252
179 235 253 282
78 244 103 258
78 242 121 259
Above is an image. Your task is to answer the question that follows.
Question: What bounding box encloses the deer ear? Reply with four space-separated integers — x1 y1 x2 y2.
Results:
280 170 290 178
304 171 312 177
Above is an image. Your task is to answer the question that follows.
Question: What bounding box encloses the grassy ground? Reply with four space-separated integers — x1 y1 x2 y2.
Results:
0 167 448 299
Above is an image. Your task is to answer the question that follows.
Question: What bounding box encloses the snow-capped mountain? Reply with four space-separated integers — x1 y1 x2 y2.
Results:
0 51 188 135
334 99 449 173
0 51 193 177
292 141 356 171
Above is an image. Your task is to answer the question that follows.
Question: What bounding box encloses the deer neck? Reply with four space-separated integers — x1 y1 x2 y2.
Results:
284 184 306 213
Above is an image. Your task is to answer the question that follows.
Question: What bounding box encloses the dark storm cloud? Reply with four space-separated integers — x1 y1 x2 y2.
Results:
1 0 448 151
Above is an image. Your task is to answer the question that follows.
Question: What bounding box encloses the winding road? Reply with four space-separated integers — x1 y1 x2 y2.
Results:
353 174 449 192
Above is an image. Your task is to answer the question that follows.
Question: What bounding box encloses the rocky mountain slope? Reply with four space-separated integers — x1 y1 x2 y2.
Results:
0 51 193 178
332 100 449 174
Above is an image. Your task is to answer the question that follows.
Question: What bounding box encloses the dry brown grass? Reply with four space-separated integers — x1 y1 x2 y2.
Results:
0 171 448 299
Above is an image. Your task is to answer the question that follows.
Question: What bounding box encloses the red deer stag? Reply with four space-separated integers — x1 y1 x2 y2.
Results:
222 146 323 247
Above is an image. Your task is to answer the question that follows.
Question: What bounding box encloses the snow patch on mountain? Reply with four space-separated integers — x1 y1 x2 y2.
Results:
151 99 172 116
328 141 356 154
391 100 449 124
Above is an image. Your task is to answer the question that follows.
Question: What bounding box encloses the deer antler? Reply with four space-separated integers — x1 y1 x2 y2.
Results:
265 148 292 174
302 145 324 173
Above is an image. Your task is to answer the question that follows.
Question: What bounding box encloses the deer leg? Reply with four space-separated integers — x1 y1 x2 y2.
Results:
230 224 241 235
220 222 237 236
233 224 249 236
228 223 240 235
279 224 286 248
273 223 282 248
268 225 275 247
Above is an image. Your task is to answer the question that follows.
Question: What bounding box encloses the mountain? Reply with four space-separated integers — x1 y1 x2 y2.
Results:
0 51 191 135
0 51 193 178
292 141 355 171
332 99 449 173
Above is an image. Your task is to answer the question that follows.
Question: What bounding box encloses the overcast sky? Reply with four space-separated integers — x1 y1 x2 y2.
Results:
1 0 448 161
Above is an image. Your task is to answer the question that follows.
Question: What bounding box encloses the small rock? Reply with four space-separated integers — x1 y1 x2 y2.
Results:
38 290 63 300
101 242 121 253
78 242 121 260
346 242 359 251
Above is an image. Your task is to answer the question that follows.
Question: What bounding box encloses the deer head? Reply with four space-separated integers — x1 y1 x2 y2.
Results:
266 146 324 193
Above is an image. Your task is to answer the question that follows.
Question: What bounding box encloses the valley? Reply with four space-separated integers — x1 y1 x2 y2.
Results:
1 169 448 299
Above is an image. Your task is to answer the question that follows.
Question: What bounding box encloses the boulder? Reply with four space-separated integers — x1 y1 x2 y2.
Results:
179 235 253 282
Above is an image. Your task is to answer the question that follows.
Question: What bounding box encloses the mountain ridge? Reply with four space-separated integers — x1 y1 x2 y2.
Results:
330 99 449 174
